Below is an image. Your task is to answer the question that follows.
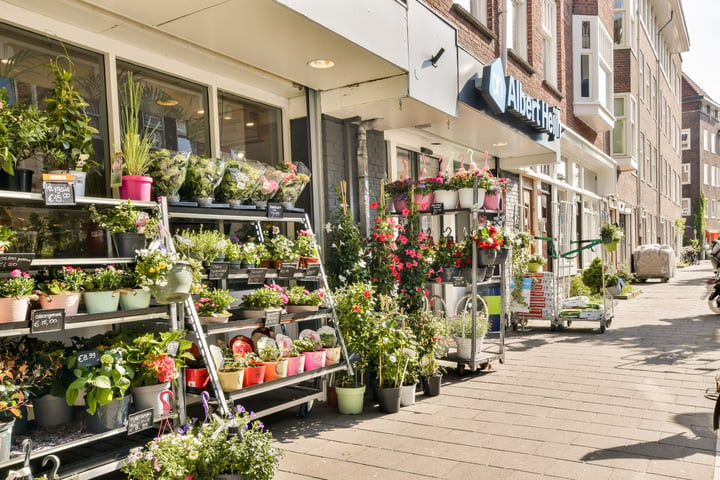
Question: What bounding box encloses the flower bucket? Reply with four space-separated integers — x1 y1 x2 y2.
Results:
242 365 266 387
461 266 486 284
285 305 319 313
454 335 483 360
119 175 153 202
604 240 618 252
262 360 288 382
131 382 172 416
301 350 327 371
151 261 193 304
218 370 245 392
376 386 401 413
458 187 485 209
199 313 231 325
527 262 542 273
33 394 73 428
239 309 268 319
0 419 14 462
421 374 442 397
495 247 511 264
483 191 502 210
112 232 145 258
86 395 131 433
336 385 366 414
477 249 497 267
120 288 152 310
0 296 31 323
185 368 210 389
39 292 81 315
322 347 341 365
434 189 459 210
400 383 417 406
393 196 407 213
282 355 305 376
414 192 435 211
83 290 120 314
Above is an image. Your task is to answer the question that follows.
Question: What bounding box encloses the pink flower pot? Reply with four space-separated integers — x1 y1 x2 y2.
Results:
119 175 153 202
302 350 327 371
393 197 407 213
414 193 435 211
39 293 81 316
282 355 305 376
0 297 31 323
483 191 502 210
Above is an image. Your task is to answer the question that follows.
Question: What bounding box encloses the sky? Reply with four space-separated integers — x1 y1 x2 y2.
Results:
681 0 720 102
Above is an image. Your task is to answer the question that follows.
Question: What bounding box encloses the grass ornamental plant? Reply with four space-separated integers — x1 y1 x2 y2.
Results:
195 287 235 316
88 200 158 238
0 269 35 298
285 285 324 306
120 72 156 176
239 284 288 310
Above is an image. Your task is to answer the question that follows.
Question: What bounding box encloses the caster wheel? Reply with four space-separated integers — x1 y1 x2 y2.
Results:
479 362 490 370
662 277 669 283
599 325 606 333
299 403 313 418
566 321 572 328
512 323 518 331
456 364 467 376
550 324 557 331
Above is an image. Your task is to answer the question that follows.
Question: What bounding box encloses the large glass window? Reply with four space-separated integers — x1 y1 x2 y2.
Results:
218 91 283 166
117 61 209 158
542 0 557 85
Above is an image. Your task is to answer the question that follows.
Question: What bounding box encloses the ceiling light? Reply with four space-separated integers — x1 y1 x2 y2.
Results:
492 142 509 147
156 98 179 106
245 120 256 127
197 109 205 115
223 115 232 120
307 59 335 69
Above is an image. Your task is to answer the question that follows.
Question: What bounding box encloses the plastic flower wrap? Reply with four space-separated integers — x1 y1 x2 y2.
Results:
148 149 190 201
250 165 282 206
186 155 226 200
221 158 266 205
273 162 311 207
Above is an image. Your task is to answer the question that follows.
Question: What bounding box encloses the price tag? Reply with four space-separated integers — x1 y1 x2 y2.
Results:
166 340 180 357
452 276 467 287
208 262 230 280
43 178 76 206
267 203 283 218
0 254 34 271
77 349 101 367
30 309 64 334
278 263 297 278
127 408 154 435
247 268 267 285
305 264 321 277
264 309 281 327
430 203 445 215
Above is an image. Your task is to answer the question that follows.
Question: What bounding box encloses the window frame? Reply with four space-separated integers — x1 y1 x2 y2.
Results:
542 0 558 86
681 128 691 150
453 0 488 25
682 163 690 185
509 0 528 60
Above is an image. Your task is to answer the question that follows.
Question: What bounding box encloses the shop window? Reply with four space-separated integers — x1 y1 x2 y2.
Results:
218 90 283 166
682 163 690 185
681 128 690 150
508 0 528 60
116 61 209 157
542 0 557 86
394 147 440 181
0 23 107 193
453 0 488 26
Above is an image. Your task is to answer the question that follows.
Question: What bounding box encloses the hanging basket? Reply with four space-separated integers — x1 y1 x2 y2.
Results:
604 240 618 252
151 261 194 304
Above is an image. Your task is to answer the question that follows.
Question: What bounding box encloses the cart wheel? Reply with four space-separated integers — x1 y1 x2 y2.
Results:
511 322 518 331
456 364 467 376
662 277 669 283
299 402 313 418
556 324 565 331
639 278 647 283
550 323 557 331
478 362 490 370
599 325 606 334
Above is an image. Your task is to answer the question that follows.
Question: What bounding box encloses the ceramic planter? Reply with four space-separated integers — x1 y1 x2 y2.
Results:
393 196 408 213
83 291 120 314
199 313 231 325
131 382 172 416
483 191 502 210
285 305 319 313
414 192 435 211
458 187 485 209
336 385 366 414
218 369 245 392
282 355 305 376
434 189 458 210
0 296 31 323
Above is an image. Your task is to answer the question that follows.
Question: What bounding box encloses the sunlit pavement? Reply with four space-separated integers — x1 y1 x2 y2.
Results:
266 262 720 479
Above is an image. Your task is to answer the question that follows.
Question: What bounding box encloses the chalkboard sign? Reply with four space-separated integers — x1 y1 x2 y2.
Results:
30 308 64 334
452 276 467 287
267 203 283 218
247 268 267 285
208 262 230 280
278 263 297 278
77 349 101 367
264 309 282 327
166 340 180 357
430 203 445 215
305 264 321 277
43 181 75 205
127 408 154 435
0 254 34 272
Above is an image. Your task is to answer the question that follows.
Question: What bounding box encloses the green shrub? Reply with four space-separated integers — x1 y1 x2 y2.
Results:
569 275 591 297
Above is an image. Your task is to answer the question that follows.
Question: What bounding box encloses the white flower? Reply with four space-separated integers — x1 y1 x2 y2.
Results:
325 222 333 233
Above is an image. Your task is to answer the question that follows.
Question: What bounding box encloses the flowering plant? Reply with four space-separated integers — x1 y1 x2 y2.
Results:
285 285 324 306
88 200 158 238
274 161 311 205
0 269 35 298
413 174 444 194
294 229 319 258
195 287 235 316
39 266 86 294
221 159 266 202
239 284 287 309
186 155 226 199
453 238 473 268
82 265 124 292
265 234 298 262
121 405 282 480
293 337 320 353
134 248 201 291
124 330 194 387
385 177 414 200
226 241 265 266
486 175 510 193
65 345 133 414
326 181 368 289
448 168 492 190
473 220 505 250
250 166 283 203
148 149 190 200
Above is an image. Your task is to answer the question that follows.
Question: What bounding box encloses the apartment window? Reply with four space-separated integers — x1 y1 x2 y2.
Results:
712 199 717 219
580 55 590 97
651 76 656 115
574 16 613 114
453 0 488 25
681 198 691 216
712 133 717 154
639 133 645 178
542 0 557 85
509 0 528 59
704 129 709 151
645 138 651 182
612 97 626 155
645 64 651 109
705 163 710 185
681 128 690 150
639 51 645 102
613 0 634 48
682 163 690 184
651 146 657 187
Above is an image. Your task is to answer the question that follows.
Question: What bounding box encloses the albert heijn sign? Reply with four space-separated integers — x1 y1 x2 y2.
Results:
475 58 562 142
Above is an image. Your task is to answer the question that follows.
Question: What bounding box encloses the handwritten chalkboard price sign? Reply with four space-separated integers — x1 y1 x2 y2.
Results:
430 203 444 215
127 409 154 435
264 309 281 327
77 349 101 367
208 262 229 280
247 268 267 285
42 174 76 206
267 202 283 218
30 309 64 334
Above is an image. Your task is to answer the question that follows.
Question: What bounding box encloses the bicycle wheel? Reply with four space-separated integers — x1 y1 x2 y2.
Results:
455 294 490 319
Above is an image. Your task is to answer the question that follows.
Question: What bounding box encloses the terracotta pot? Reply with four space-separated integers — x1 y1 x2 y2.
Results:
242 365 266 387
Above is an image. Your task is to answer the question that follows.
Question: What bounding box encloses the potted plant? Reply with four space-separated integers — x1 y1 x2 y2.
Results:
186 155 226 206
448 312 490 360
118 270 152 310
221 158 263 207
600 223 624 251
36 265 86 315
258 344 288 382
473 220 506 267
285 285 324 313
295 229 319 267
527 253 546 273
195 287 235 324
264 233 298 268
122 404 282 480
385 177 414 212
483 174 510 210
147 149 190 202
294 337 326 371
175 226 229 266
449 168 490 208
238 241 266 269
429 234 459 282
118 72 156 201
241 352 266 387
419 353 444 397
134 248 201 304
238 284 287 318
88 200 159 257
0 269 36 323
249 165 282 207
124 330 193 416
273 161 311 208
217 349 247 391
43 56 99 196
413 174 443 211
0 225 16 253
82 265 124 314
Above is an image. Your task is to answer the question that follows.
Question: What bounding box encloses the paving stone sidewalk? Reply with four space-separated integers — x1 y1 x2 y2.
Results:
266 263 720 479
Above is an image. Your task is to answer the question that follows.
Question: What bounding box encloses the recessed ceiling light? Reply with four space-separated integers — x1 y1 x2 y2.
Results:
245 121 256 127
307 59 335 69
492 142 509 147
223 115 232 120
197 109 205 115
156 99 179 106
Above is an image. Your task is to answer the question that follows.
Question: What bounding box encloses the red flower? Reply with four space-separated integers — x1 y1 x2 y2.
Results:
401 208 410 216
363 290 371 298
398 235 408 244
353 306 361 312
370 201 378 209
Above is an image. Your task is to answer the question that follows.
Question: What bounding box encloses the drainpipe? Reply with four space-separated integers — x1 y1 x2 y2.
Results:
306 88 326 247
357 121 371 236
656 11 673 245
500 0 508 72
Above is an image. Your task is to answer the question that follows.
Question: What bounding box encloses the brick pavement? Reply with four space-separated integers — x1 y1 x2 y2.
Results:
266 262 720 479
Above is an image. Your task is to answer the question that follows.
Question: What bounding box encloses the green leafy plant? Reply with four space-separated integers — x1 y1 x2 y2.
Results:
147 149 189 199
123 330 194 387
0 269 35 298
527 254 546 265
134 248 202 294
119 72 156 176
0 225 15 250
65 345 133 414
327 181 368 289
194 287 235 316
569 275 592 297
285 285 324 306
258 344 281 362
0 87 48 175
88 200 158 238
175 226 229 266
448 312 489 339
186 155 226 199
239 284 287 310
293 337 319 353
82 265 124 292
294 229 319 258
264 233 298 263
600 223 624 243
219 350 248 372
